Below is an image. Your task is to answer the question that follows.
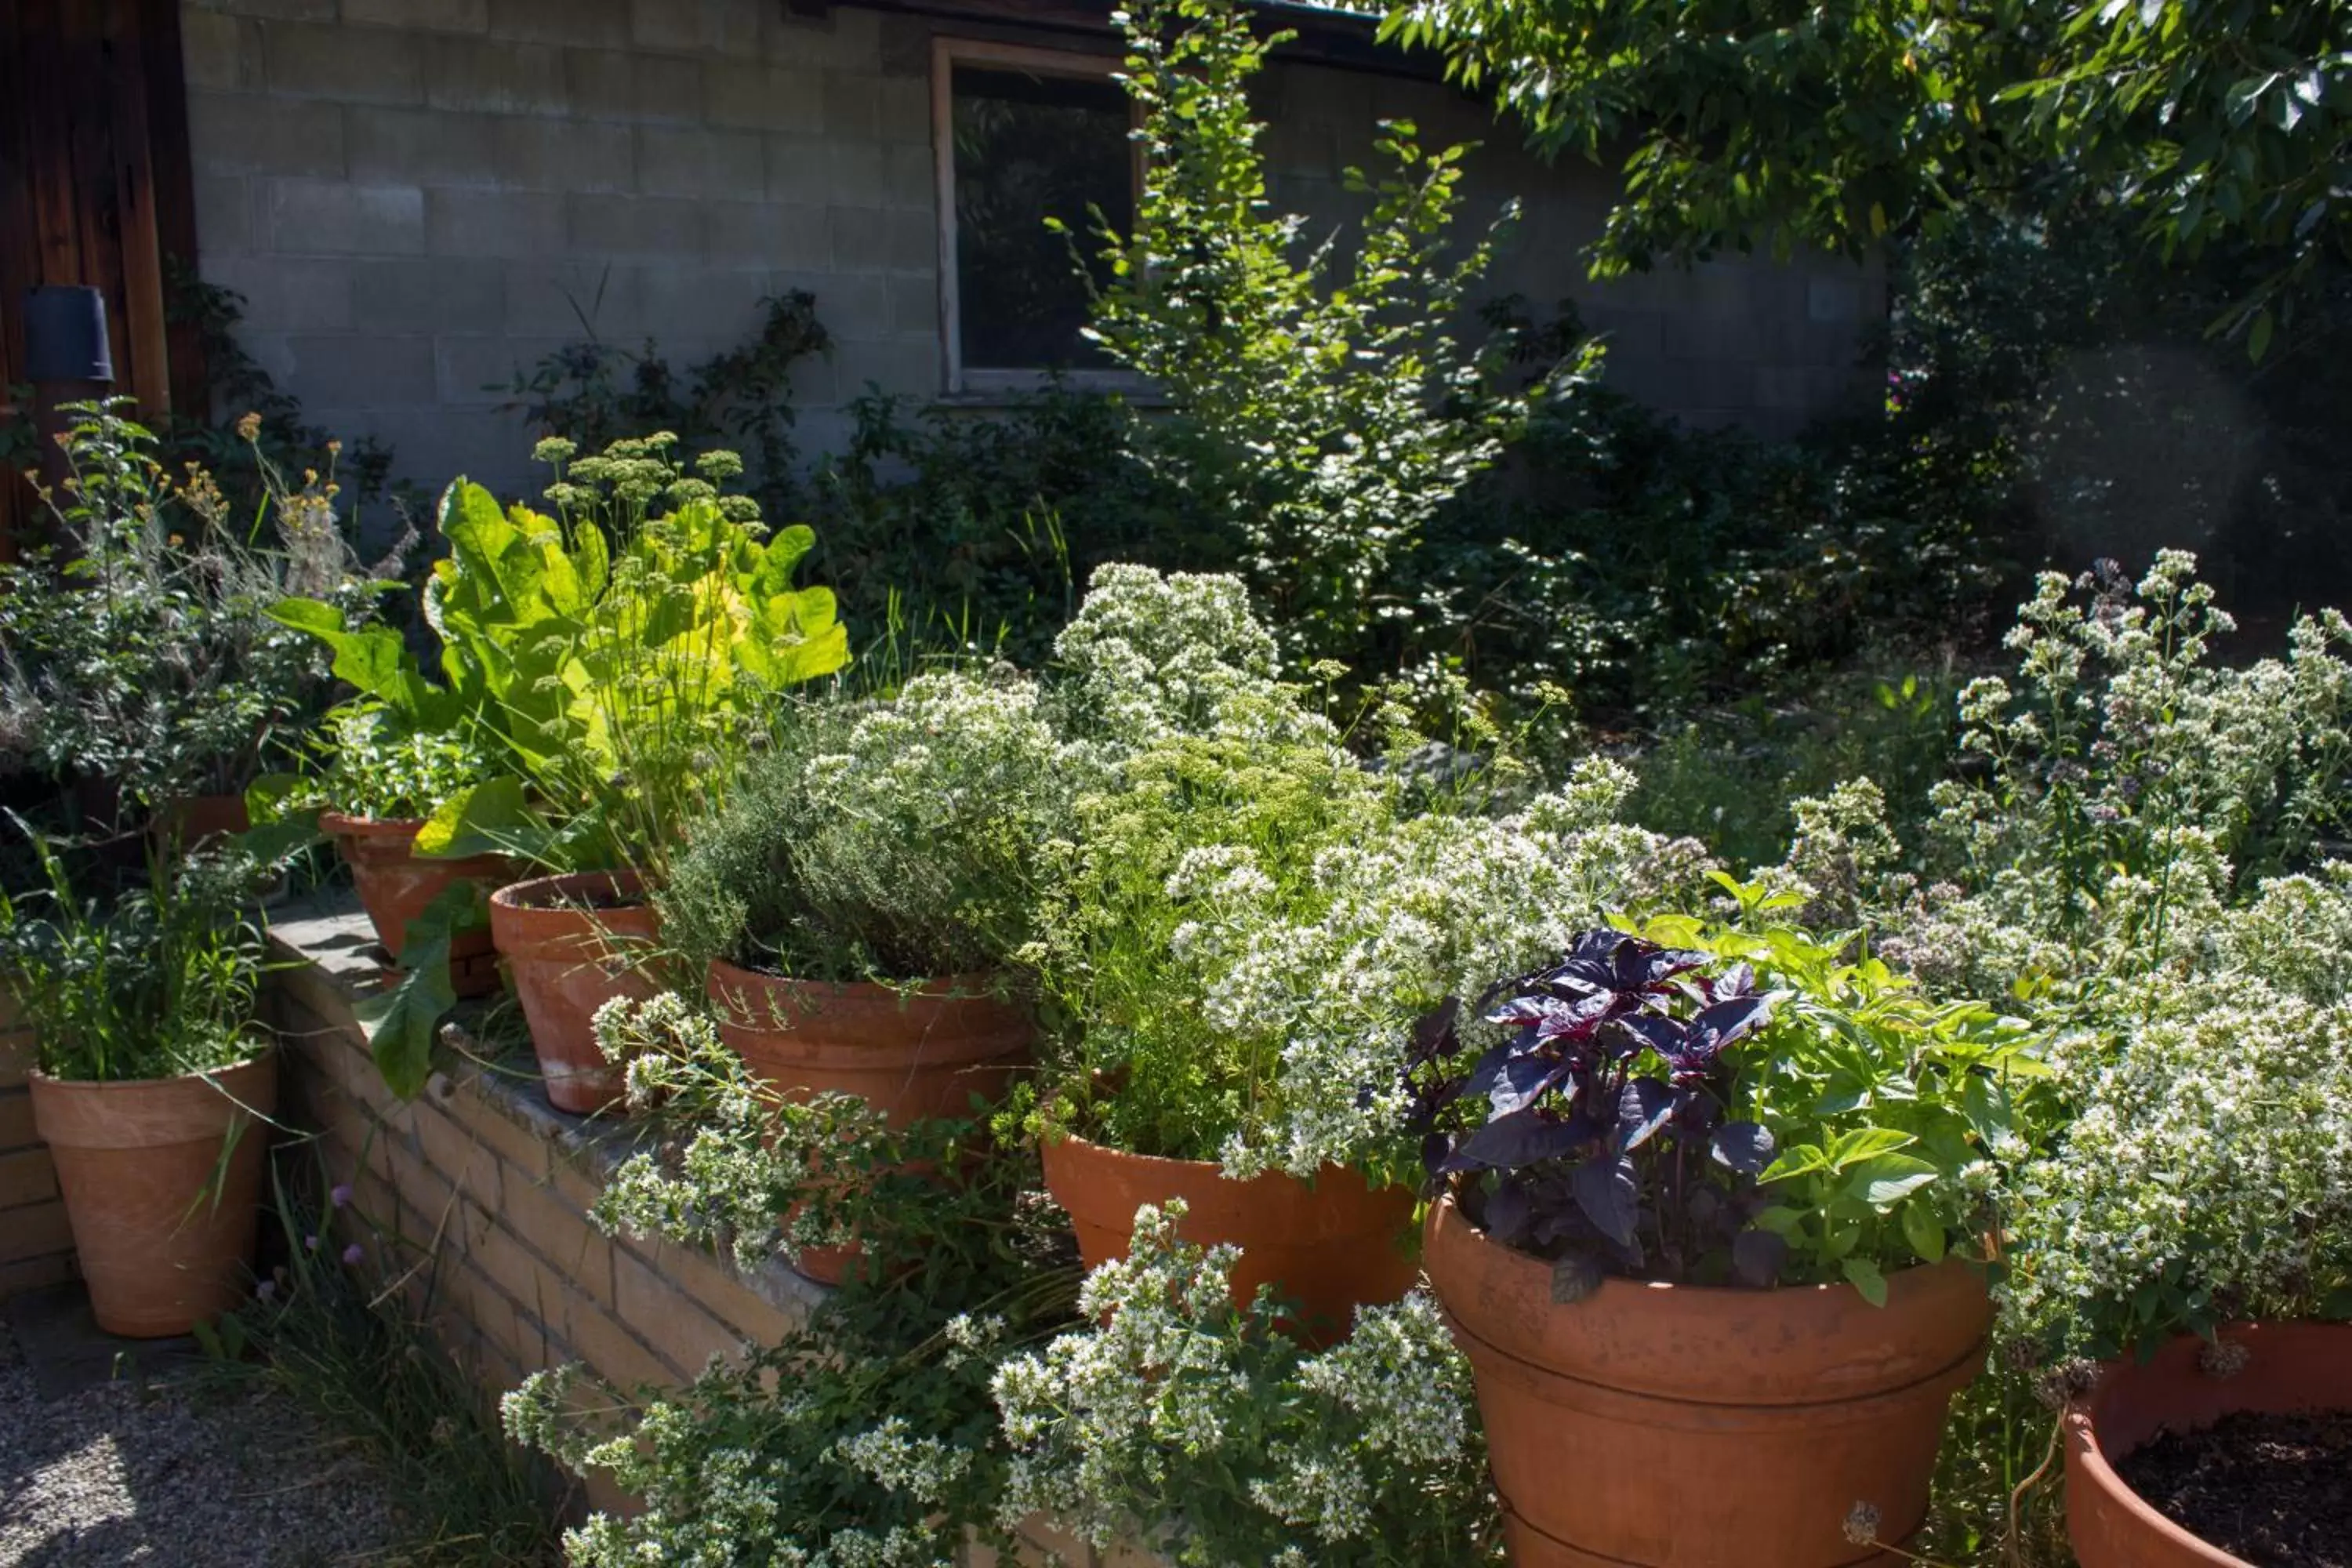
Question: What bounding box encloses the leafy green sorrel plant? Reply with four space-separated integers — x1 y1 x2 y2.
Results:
0 832 269 1083
1406 913 2049 1302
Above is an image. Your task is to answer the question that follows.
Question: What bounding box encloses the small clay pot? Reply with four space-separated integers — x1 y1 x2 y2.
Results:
706 958 1033 1283
321 813 513 999
490 870 658 1115
2064 1321 2352 1567
30 1052 278 1338
154 793 250 851
1424 1193 1990 1567
1041 1133 1417 1346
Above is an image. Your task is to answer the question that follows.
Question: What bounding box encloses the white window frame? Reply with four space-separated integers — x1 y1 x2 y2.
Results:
931 37 1148 397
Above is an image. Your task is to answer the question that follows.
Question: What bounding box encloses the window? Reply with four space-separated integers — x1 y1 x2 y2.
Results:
933 42 1138 394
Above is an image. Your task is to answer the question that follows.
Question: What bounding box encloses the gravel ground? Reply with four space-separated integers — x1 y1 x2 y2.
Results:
0 1320 404 1567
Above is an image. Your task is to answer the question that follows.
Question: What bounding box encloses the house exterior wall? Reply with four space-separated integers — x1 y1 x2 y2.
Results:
180 0 1882 503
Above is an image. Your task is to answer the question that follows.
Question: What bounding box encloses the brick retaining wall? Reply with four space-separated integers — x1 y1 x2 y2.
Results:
0 999 74 1300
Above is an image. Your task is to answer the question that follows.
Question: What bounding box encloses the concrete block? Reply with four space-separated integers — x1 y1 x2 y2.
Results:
706 62 823 132
876 13 927 78
502 259 644 334
495 118 636 193
265 179 428 254
766 4 884 71
180 11 260 92
347 105 502 186
424 35 567 115
201 256 354 331
426 187 567 256
566 193 701 258
563 48 702 123
888 272 938 336
1807 274 1864 326
833 336 936 399
822 72 884 141
706 201 828 270
186 91 345 178
637 267 771 341
793 270 884 339
873 77 930 146
629 0 760 55
883 143 935 211
490 0 630 46
343 0 491 29
829 205 931 273
1663 306 1759 365
634 125 764 199
816 140 887 208
263 20 425 104
762 133 830 206
202 0 338 19
434 334 572 405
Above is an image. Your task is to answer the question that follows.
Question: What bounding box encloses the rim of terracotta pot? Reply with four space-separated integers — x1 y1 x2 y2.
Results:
29 1050 278 1146
489 870 657 943
319 811 425 840
2064 1322 2352 1568
1425 1191 1992 1408
1042 1132 1411 1230
705 956 1028 1059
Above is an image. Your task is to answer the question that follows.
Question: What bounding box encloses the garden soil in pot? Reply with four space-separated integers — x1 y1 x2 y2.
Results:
1042 1134 1417 1347
1424 1193 1990 1568
2065 1322 2352 1568
30 1052 278 1338
491 870 659 1115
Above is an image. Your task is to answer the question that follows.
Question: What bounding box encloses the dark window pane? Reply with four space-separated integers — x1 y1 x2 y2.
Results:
952 64 1131 372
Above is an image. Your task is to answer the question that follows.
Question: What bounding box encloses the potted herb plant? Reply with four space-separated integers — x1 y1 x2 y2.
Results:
1994 951 2352 1568
658 670 1067 1279
1406 920 2045 1566
0 839 277 1337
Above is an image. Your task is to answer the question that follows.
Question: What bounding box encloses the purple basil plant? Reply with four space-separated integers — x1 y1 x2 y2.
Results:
1405 929 1791 1295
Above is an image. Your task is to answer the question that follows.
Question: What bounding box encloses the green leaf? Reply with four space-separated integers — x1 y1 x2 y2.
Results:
2248 308 2274 362
350 880 481 1098
1901 1201 1947 1264
1842 1257 1889 1308
1824 1126 1917 1171
415 775 533 858
1846 1153 1940 1209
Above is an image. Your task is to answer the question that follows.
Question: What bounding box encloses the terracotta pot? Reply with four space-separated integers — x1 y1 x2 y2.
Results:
2064 1321 2352 1567
1424 1194 1991 1567
321 813 514 1000
490 870 659 1115
30 1052 278 1338
707 957 1033 1283
154 793 249 850
1041 1133 1417 1345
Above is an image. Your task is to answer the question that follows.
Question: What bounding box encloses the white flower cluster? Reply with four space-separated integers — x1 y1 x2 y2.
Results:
1206 759 1710 1178
991 1203 1497 1564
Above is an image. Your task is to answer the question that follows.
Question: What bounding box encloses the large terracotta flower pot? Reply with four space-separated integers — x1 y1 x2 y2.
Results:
707 957 1033 1283
29 1052 278 1338
2064 1321 2352 1568
1424 1194 1991 1567
1041 1133 1417 1345
490 870 658 1115
321 813 513 1000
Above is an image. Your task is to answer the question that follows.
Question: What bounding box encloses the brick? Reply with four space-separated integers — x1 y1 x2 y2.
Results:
0 1032 34 1088
494 118 635 193
0 1149 57 1210
581 1466 642 1523
198 256 354 331
566 194 700 259
353 256 506 333
706 201 826 270
0 1201 73 1265
470 1214 561 1327
426 188 566 256
0 1250 76 1302
412 1098 504 1206
498 1161 612 1306
644 1239 803 1343
181 11 260 91
705 62 822 132
282 333 438 405
613 1247 746 1376
446 1086 560 1184
424 35 567 115
0 1094 34 1152
563 49 701 122
264 21 425 104
555 1281 678 1388
186 92 345 178
264 179 427 254
347 105 502 186
633 125 763 199
489 0 630 46
445 1256 524 1365
343 0 492 30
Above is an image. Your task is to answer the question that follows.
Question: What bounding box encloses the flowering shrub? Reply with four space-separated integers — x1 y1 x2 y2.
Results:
993 1203 1500 1566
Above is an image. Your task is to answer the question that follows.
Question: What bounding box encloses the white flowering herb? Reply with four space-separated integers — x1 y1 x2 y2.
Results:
993 1202 1501 1566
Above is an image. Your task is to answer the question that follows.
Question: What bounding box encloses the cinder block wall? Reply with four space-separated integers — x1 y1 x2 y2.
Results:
180 0 1880 503
0 999 75 1301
